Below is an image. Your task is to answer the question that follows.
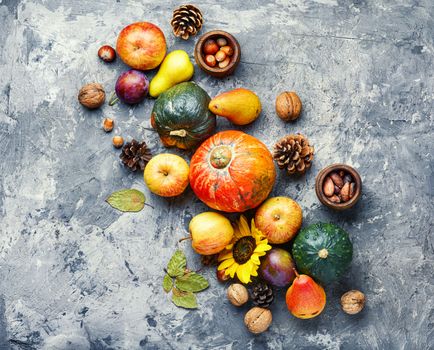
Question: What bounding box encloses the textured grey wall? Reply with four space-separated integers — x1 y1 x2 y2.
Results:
0 0 433 349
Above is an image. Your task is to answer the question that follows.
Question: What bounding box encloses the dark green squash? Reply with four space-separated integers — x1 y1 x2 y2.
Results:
151 82 216 150
292 223 353 284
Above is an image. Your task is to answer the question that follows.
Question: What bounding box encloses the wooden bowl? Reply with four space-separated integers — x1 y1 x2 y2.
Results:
194 30 241 78
315 164 362 210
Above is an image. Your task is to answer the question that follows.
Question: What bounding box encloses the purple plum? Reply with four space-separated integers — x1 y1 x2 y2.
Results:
259 248 296 287
115 69 149 104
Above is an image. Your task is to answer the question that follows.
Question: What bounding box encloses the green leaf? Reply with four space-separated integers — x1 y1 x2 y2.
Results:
167 250 187 277
163 274 173 293
172 288 198 309
106 189 146 212
175 272 209 293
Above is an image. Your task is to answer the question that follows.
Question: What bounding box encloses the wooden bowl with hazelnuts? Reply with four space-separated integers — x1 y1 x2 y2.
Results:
315 164 362 210
194 30 241 78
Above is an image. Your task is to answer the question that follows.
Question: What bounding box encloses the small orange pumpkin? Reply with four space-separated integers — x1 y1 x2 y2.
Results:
189 130 276 212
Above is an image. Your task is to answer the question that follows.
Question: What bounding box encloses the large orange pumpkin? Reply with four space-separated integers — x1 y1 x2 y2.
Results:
189 130 276 212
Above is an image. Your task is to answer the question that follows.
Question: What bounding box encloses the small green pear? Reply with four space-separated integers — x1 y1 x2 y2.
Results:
149 50 194 97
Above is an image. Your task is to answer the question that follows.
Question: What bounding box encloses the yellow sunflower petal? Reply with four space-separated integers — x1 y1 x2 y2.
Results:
218 251 234 261
226 262 238 278
218 258 235 271
238 215 251 237
254 243 272 253
250 265 259 277
250 253 261 265
236 263 252 284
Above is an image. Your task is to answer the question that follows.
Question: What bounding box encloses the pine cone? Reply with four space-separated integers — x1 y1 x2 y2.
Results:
273 134 314 175
200 254 219 266
171 5 203 40
119 139 152 172
251 282 274 308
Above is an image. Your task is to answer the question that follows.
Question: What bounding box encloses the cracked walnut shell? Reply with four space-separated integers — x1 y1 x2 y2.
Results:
275 91 302 121
78 83 105 109
244 307 272 334
227 283 249 307
341 290 365 314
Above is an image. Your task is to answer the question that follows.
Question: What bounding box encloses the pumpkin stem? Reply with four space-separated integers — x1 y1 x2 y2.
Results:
318 248 329 259
179 236 192 243
170 129 188 138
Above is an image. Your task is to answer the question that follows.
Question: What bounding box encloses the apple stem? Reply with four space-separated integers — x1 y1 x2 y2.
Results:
108 91 119 106
144 203 154 209
179 236 192 243
293 268 299 278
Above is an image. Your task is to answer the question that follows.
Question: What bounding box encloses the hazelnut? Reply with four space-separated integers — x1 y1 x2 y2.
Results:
216 37 227 47
98 45 116 62
203 39 219 55
112 136 124 148
78 83 105 109
244 307 272 334
205 54 217 67
218 57 231 69
220 45 234 56
217 268 230 283
102 118 114 132
227 283 249 306
341 290 365 314
215 50 227 62
275 91 302 122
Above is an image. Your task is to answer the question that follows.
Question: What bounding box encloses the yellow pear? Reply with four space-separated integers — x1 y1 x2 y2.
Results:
208 88 261 125
149 50 194 97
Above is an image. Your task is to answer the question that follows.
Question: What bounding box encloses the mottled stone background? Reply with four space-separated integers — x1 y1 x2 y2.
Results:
0 0 433 349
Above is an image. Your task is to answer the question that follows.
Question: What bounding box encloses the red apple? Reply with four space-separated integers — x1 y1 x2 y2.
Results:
116 22 166 70
255 196 302 244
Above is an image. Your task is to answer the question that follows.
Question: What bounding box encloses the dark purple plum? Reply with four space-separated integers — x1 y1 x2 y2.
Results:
259 248 296 287
115 69 149 104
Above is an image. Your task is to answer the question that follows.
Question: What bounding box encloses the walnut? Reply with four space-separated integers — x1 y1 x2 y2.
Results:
275 91 302 122
227 283 249 306
341 290 365 314
78 83 105 109
244 307 272 334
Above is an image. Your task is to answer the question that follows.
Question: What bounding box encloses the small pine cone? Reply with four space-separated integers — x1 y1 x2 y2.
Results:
273 133 314 175
251 282 274 308
171 5 203 40
200 254 219 266
120 139 152 172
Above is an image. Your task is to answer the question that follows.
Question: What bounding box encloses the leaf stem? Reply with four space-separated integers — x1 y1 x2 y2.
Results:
108 91 119 106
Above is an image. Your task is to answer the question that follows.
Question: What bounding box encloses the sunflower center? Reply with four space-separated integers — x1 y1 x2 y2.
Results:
233 236 256 264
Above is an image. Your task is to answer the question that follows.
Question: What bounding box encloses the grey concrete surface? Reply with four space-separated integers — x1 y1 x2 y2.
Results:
0 0 433 349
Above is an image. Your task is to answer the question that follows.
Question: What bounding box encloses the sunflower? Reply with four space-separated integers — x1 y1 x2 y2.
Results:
217 215 272 284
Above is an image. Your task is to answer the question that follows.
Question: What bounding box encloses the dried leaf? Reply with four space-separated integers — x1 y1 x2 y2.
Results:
175 272 209 293
172 288 198 309
106 189 145 212
167 250 187 277
163 274 173 293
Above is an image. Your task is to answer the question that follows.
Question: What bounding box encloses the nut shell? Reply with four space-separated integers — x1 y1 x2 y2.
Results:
112 136 124 148
78 83 105 109
98 45 116 62
244 307 272 334
341 290 365 314
102 118 114 132
227 283 249 306
275 91 302 122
